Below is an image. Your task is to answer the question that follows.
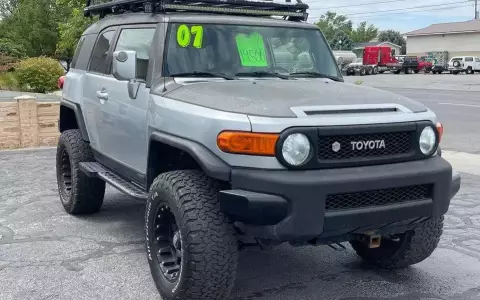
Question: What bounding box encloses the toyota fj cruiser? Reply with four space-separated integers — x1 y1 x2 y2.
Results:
56 0 461 299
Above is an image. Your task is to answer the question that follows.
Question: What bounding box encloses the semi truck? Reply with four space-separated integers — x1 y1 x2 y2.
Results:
344 46 396 76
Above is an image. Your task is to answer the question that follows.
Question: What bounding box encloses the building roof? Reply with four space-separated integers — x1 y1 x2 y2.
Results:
404 19 480 36
353 41 401 49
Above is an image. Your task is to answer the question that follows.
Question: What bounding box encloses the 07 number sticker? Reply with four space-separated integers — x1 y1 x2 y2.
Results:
176 24 203 48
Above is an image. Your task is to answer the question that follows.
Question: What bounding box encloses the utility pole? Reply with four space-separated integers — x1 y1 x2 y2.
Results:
475 0 479 19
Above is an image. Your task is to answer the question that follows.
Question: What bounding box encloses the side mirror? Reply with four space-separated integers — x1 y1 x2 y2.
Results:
113 50 137 81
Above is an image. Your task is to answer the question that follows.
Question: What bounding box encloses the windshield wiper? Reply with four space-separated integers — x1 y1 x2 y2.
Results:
170 71 235 80
235 71 290 80
289 71 342 82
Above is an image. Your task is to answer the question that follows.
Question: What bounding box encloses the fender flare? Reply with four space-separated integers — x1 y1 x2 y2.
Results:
149 131 231 182
59 99 90 142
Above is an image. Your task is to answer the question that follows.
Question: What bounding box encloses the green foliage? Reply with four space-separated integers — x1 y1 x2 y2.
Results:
55 0 96 70
315 12 379 49
330 30 353 51
14 56 65 93
0 72 19 91
315 11 353 44
350 21 379 43
378 30 406 55
1 0 61 57
57 7 95 69
354 80 363 85
0 38 27 58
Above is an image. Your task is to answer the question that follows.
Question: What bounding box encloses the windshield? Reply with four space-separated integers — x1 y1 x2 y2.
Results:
164 23 341 79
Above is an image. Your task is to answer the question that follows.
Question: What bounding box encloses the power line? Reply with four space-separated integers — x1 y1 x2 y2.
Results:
342 0 469 16
313 0 408 9
308 4 470 20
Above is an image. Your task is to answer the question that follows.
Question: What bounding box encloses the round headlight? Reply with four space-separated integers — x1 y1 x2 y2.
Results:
282 133 311 166
419 126 436 155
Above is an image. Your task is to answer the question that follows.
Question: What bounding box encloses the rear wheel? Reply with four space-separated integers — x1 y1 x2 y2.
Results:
350 217 444 269
145 170 238 300
56 129 105 214
366 67 373 75
466 67 474 74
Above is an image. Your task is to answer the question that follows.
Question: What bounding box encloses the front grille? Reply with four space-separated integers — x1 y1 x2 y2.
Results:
318 131 414 160
325 184 432 211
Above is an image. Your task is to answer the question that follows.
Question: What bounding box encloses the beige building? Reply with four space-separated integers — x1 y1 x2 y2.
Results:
404 19 480 57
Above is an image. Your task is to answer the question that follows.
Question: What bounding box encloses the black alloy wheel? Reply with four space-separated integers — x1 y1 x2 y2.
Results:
59 148 73 201
153 204 183 283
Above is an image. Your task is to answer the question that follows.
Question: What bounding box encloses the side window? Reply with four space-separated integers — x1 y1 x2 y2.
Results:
71 36 86 69
88 30 116 74
114 28 156 80
465 57 474 62
476 58 480 62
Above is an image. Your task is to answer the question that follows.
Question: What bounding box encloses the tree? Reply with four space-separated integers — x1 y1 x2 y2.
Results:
329 30 353 51
350 21 378 43
56 0 95 71
1 0 60 57
0 38 27 58
378 29 406 54
315 11 353 45
0 0 20 19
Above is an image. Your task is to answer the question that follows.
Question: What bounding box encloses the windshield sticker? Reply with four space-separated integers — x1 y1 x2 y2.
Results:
235 32 268 67
176 25 203 48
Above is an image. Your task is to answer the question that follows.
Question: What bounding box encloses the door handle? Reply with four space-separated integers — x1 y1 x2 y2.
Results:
96 91 109 100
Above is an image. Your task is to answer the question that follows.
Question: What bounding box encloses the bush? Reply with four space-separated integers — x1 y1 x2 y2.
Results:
14 56 64 93
0 54 20 72
0 72 19 91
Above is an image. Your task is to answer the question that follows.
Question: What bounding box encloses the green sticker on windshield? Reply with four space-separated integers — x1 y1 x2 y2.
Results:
235 32 268 67
176 24 203 48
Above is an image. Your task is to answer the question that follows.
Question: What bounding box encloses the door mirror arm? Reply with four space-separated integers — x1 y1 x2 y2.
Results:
128 79 141 99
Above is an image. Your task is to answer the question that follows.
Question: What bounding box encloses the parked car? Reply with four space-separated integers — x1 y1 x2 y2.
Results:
387 56 419 74
448 56 480 74
55 0 461 299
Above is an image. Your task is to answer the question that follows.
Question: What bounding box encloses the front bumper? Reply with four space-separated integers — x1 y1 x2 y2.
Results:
219 157 460 242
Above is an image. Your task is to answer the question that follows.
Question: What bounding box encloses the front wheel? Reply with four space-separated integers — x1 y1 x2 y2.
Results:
145 170 238 300
350 216 444 269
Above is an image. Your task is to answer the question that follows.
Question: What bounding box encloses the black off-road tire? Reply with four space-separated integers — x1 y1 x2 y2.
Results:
145 170 238 300
56 129 106 214
350 216 444 269
467 67 474 74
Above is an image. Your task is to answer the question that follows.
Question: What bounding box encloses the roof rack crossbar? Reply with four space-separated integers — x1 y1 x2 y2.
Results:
84 0 309 21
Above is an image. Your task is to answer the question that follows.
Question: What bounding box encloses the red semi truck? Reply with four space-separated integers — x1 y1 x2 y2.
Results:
345 46 396 75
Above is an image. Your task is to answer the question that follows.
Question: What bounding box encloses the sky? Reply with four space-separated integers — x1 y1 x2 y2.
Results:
304 0 477 33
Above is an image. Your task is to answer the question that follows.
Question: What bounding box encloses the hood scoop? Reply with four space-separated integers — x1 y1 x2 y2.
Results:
291 104 411 118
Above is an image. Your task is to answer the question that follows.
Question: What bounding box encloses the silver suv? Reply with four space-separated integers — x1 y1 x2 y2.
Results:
56 0 461 299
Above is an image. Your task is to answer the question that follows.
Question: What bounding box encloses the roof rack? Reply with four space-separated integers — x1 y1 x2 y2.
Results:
84 0 309 21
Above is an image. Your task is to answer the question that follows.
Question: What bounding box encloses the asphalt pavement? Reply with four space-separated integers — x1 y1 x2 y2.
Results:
1 74 480 300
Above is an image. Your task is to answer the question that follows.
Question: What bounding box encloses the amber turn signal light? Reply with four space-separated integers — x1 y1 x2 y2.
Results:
436 122 443 143
217 131 279 156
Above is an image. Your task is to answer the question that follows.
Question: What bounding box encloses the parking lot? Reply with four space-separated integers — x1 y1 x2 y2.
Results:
1 74 480 300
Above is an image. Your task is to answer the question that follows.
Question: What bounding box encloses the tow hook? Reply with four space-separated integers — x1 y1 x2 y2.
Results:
359 232 382 248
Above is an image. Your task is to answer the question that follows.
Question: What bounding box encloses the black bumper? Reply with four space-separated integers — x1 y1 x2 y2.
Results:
219 157 460 242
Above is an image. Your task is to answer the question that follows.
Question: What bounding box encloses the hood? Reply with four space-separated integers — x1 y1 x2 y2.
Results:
162 79 427 118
